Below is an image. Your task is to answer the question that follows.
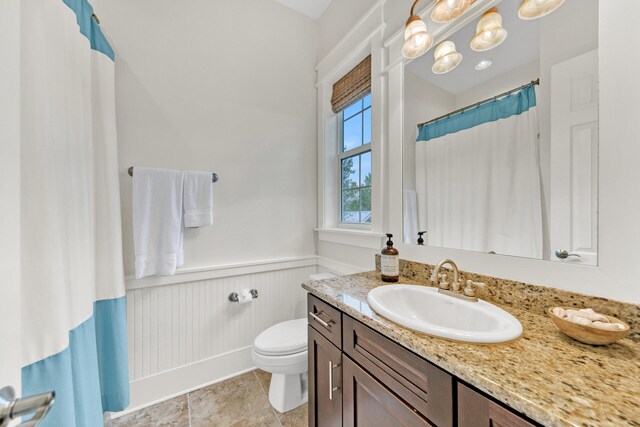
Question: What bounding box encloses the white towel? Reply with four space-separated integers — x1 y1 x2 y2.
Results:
133 167 184 279
403 189 419 244
183 171 213 228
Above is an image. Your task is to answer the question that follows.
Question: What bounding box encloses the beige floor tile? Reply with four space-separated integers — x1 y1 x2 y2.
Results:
228 408 281 427
253 369 272 393
276 403 308 427
112 395 189 427
189 371 270 427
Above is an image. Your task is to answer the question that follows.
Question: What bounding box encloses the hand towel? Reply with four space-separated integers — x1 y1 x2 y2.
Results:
183 171 213 228
403 189 419 244
133 167 184 279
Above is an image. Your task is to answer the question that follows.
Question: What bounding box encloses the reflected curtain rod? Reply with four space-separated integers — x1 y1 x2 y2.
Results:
128 167 219 183
418 78 540 128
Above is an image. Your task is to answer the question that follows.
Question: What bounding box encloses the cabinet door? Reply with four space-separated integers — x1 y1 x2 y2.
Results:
309 325 343 427
343 357 432 427
458 384 538 427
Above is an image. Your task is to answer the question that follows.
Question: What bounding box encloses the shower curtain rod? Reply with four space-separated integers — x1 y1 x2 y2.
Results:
418 78 540 128
128 167 219 183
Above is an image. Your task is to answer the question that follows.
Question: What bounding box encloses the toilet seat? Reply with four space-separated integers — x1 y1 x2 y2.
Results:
253 318 307 356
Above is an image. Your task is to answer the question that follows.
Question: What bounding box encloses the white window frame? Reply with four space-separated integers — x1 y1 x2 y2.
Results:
314 25 386 250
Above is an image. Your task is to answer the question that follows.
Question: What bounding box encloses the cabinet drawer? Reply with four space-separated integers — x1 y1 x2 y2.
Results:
308 294 342 348
343 315 453 427
343 357 433 427
458 383 539 427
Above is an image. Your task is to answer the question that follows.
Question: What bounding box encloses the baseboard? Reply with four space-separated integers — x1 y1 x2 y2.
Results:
114 346 255 417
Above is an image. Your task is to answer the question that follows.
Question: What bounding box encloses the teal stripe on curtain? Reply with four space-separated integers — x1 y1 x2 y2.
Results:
417 83 537 142
22 297 130 426
63 0 115 60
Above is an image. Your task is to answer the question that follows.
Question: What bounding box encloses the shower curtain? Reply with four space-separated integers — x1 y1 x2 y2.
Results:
20 0 129 425
415 84 543 258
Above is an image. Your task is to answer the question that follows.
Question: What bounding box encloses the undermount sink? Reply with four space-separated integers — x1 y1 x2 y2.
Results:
367 285 522 344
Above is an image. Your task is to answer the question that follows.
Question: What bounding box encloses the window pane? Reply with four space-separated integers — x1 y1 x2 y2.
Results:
343 99 361 119
363 93 371 108
343 113 362 152
363 108 371 144
360 187 371 223
342 189 360 222
360 151 371 187
341 156 359 190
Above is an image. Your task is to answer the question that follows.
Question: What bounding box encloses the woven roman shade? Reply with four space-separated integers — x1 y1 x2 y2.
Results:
331 55 371 114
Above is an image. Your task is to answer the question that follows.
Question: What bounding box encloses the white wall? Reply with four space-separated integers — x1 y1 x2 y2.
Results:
92 0 318 277
454 60 540 108
403 71 455 191
317 0 375 61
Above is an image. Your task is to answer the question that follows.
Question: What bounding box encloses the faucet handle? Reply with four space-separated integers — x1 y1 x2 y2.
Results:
463 280 486 298
438 273 450 290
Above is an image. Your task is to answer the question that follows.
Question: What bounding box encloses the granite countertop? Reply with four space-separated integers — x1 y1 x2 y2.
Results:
302 272 640 427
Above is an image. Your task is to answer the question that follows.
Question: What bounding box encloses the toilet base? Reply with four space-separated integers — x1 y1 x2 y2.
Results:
268 371 308 413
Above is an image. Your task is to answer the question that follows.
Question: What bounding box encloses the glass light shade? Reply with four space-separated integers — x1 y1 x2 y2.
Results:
431 0 472 23
402 18 434 59
432 41 462 74
470 8 508 52
518 0 566 20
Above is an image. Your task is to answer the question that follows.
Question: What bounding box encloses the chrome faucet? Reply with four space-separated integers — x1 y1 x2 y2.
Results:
430 259 485 302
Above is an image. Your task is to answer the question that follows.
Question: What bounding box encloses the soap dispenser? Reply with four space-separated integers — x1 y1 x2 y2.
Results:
381 234 399 282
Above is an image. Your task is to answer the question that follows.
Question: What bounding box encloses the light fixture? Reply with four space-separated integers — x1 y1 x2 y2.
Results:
431 0 472 23
470 8 508 52
432 41 462 74
402 0 434 59
518 0 566 20
475 59 492 70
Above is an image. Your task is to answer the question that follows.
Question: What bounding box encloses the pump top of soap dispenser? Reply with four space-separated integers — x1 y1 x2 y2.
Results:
417 231 426 245
386 234 394 246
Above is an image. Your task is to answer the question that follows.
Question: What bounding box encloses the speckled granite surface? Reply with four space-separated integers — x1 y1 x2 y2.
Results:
376 256 640 341
302 269 640 427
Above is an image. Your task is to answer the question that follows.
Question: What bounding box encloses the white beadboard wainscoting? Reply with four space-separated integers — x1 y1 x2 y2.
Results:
119 256 366 415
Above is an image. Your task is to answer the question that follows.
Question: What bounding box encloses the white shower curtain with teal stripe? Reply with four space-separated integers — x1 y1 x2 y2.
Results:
415 84 543 258
21 0 129 425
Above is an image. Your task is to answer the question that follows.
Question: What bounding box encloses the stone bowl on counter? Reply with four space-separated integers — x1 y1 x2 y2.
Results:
548 307 630 345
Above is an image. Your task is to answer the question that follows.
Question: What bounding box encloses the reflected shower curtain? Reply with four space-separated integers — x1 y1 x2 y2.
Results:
415 84 543 258
20 0 129 425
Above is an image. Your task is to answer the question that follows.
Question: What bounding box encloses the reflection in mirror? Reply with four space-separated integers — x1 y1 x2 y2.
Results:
403 0 599 265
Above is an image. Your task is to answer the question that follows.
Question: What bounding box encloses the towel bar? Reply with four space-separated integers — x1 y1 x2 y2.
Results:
128 166 219 183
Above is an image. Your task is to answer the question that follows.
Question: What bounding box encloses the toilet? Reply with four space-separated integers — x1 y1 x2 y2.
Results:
252 273 336 413
252 318 308 413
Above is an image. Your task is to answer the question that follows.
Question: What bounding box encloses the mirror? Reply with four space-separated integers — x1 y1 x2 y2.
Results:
403 0 599 265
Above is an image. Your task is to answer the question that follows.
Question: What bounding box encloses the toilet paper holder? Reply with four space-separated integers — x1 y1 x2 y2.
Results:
228 289 258 302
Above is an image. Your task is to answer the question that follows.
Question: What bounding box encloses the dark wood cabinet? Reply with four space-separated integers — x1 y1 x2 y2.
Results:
457 383 538 427
307 294 540 427
308 324 343 427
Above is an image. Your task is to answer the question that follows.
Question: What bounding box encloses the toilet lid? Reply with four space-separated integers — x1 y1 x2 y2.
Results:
254 318 307 356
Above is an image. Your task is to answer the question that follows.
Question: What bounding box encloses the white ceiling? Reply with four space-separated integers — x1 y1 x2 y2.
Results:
406 0 540 95
273 0 332 20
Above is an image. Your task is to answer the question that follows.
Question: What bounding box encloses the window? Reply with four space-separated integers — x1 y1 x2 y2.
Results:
340 94 371 224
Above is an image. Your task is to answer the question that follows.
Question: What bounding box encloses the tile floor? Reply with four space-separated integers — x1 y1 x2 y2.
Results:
112 370 307 427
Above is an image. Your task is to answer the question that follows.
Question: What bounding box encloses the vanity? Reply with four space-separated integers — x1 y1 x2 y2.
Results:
303 262 640 427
